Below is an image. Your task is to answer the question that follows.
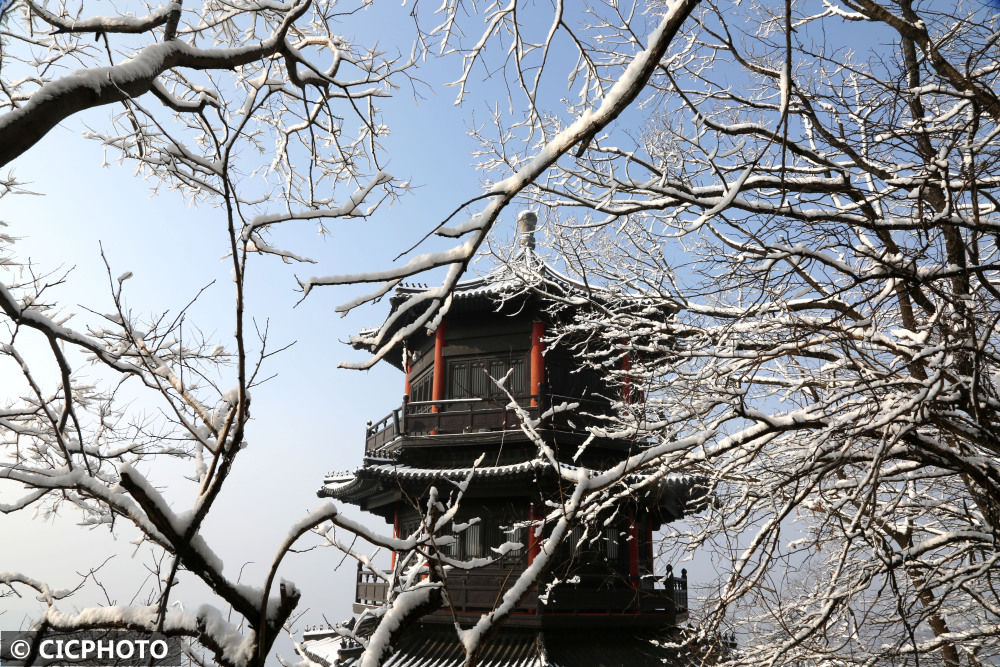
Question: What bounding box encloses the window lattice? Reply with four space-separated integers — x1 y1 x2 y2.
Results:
448 356 527 399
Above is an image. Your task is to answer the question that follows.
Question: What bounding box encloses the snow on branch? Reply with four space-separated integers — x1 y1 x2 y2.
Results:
306 0 702 369
26 0 180 34
1 0 310 167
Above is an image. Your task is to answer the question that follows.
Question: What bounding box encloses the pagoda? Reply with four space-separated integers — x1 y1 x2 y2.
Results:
301 212 703 666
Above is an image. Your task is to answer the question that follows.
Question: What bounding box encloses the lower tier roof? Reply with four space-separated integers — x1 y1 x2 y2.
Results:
301 624 696 667
319 459 705 523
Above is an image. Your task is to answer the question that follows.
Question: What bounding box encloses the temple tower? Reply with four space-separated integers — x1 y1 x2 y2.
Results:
302 215 700 666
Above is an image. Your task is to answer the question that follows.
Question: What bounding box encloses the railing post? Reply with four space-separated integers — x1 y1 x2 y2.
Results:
681 568 688 609
401 394 409 435
355 561 363 604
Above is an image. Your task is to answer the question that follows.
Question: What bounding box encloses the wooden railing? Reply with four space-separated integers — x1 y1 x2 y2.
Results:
365 395 539 453
408 399 538 438
364 407 403 452
364 391 613 453
353 563 687 618
545 569 687 615
664 566 688 611
355 563 388 607
441 566 538 615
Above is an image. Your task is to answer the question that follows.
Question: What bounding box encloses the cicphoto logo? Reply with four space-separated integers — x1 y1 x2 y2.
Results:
0 630 182 666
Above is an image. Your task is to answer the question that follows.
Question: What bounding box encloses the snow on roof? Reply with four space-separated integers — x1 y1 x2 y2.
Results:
320 459 700 500
301 624 690 666
351 243 641 368
329 458 549 483
301 626 543 667
298 630 344 666
319 474 358 495
392 248 599 305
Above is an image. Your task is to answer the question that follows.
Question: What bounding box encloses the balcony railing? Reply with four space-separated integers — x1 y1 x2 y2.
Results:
354 564 389 611
364 391 611 453
664 566 688 611
544 569 688 616
364 396 537 453
353 563 687 619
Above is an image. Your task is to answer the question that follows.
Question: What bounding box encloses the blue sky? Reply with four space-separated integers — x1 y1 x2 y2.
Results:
0 3 491 642
0 1 711 658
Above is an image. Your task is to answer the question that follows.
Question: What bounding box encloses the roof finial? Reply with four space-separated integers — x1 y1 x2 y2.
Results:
517 210 537 251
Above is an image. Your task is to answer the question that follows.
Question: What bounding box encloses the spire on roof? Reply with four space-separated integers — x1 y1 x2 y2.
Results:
517 210 537 252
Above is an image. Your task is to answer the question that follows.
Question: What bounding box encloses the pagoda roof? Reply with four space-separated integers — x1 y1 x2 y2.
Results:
300 624 690 666
353 248 612 369
323 457 549 487
322 459 698 490
319 458 704 520
391 248 599 308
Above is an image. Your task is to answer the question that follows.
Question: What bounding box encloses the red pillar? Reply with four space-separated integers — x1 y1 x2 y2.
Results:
403 352 412 396
431 318 447 410
530 321 545 406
